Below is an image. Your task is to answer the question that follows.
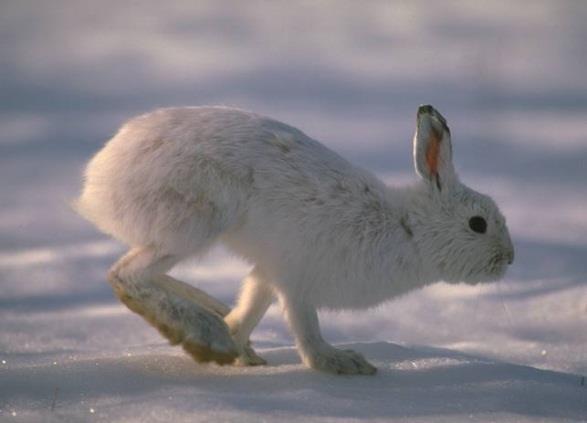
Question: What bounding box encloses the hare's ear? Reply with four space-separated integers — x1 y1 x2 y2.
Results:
413 105 456 191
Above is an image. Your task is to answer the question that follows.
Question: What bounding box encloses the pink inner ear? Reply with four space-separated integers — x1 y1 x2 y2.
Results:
425 127 442 176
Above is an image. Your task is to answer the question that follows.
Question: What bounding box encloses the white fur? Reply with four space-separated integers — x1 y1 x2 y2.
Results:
76 105 514 374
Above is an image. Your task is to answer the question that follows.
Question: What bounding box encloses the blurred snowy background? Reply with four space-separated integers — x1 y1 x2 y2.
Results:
1 1 586 421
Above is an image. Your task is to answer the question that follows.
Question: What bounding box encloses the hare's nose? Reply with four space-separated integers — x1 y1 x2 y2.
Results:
504 246 514 265
503 232 514 265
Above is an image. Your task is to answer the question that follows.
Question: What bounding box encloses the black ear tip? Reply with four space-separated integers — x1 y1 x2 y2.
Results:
417 104 449 132
417 104 434 116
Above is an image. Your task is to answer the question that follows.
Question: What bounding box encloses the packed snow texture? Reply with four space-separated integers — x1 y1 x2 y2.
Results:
1 1 586 421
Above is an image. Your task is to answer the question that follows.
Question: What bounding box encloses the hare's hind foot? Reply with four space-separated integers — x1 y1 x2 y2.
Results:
112 273 238 365
152 273 268 366
109 248 238 365
150 275 238 364
182 334 236 365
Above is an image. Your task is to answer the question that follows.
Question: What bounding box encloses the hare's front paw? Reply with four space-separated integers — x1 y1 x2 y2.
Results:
234 343 267 366
304 345 377 375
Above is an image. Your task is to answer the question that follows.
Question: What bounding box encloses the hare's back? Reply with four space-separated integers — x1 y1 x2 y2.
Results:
117 106 363 195
77 106 382 252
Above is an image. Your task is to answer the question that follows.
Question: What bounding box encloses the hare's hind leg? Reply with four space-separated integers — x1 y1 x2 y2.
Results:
108 247 238 364
225 267 274 366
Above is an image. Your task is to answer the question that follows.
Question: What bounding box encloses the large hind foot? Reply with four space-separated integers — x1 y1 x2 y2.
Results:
156 274 267 366
109 248 238 365
151 274 238 364
111 273 238 364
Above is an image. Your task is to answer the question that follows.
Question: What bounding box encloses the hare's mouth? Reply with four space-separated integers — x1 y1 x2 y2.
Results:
487 254 509 279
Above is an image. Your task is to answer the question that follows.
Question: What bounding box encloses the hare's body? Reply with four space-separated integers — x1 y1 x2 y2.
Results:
77 106 514 374
79 107 424 308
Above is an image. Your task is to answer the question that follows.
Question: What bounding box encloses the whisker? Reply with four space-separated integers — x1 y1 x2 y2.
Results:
496 281 514 329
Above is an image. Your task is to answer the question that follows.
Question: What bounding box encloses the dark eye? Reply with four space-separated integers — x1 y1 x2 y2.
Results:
469 216 487 234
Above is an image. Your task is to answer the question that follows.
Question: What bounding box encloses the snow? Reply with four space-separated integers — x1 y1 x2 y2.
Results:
1 1 586 421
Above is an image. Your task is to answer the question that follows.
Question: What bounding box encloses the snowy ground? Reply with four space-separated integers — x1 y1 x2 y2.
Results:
1 1 587 421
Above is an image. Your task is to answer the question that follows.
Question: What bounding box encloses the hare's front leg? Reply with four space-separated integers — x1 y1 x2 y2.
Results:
225 267 274 366
108 247 238 364
283 299 377 375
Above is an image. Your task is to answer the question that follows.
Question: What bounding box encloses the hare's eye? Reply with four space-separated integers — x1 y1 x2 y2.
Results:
469 216 487 234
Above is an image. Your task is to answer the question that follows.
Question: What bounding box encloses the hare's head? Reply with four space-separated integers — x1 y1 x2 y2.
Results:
409 105 514 284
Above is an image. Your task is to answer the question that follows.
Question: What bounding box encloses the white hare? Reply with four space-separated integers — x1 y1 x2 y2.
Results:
76 105 514 374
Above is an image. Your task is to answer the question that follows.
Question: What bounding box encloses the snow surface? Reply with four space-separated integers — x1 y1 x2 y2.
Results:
1 1 587 421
